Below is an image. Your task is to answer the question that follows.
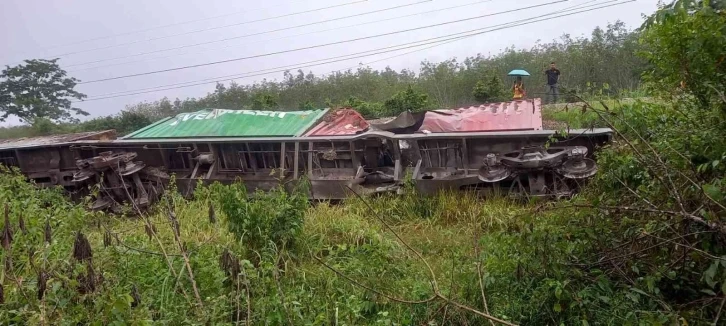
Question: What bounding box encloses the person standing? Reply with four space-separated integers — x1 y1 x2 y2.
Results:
545 62 561 104
512 76 526 100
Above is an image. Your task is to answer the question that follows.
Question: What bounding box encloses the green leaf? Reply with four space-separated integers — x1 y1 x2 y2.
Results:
555 287 563 299
703 184 722 200
626 292 639 303
705 260 720 287
631 287 648 296
553 303 562 312
646 277 656 293
668 270 677 279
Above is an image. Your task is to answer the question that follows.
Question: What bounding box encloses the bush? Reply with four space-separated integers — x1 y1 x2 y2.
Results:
215 181 308 254
342 96 386 118
383 86 429 116
473 74 507 103
640 0 726 109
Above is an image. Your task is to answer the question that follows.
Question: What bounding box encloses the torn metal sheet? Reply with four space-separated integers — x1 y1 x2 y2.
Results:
419 99 543 133
0 130 117 150
369 99 543 134
368 111 426 133
304 108 369 136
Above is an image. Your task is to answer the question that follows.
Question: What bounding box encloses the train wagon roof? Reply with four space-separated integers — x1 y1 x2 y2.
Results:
123 108 329 139
0 130 116 150
370 98 543 133
304 108 370 137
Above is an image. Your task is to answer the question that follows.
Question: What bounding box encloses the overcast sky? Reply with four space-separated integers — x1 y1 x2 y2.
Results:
1 0 659 124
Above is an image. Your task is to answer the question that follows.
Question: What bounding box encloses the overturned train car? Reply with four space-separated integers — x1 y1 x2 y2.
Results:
0 98 611 210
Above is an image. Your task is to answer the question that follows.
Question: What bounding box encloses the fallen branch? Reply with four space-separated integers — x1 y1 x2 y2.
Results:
473 228 495 326
313 255 437 305
112 172 194 306
551 203 726 235
166 203 204 307
102 224 182 257
715 296 726 325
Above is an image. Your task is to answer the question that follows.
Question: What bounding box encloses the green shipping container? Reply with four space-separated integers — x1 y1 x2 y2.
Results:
124 108 329 139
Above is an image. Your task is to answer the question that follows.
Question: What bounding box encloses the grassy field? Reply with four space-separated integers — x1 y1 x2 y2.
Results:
540 98 656 130
0 170 547 325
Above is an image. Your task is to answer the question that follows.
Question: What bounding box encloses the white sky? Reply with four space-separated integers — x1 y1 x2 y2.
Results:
0 0 660 125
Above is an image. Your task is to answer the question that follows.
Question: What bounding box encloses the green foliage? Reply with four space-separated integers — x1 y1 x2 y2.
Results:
31 117 58 136
521 3 726 323
0 59 88 123
123 97 177 121
342 96 386 118
383 86 429 116
78 111 153 136
215 181 308 253
0 109 153 139
640 0 726 109
298 100 316 110
251 92 279 110
473 74 507 103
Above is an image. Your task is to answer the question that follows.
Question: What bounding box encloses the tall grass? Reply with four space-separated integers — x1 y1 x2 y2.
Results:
0 170 529 324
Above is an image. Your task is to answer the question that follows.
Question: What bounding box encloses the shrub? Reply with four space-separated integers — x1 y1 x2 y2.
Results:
383 86 429 116
215 181 308 253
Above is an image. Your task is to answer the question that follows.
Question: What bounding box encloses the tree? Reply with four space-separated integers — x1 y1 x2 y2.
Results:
251 92 278 110
342 96 385 118
78 110 152 135
640 0 726 109
31 117 57 136
473 75 507 103
383 86 429 116
0 59 87 123
486 75 507 102
298 101 316 110
472 81 489 103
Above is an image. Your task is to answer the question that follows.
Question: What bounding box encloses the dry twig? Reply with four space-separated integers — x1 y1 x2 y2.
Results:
473 228 495 326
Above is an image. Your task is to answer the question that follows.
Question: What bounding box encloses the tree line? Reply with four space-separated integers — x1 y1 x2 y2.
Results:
0 21 643 137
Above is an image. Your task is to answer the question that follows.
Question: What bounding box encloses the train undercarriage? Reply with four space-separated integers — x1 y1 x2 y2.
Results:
56 130 610 212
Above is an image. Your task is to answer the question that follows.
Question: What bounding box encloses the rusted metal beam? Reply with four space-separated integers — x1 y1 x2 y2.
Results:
307 142 313 177
280 142 286 179
350 141 359 169
245 143 258 172
461 138 469 173
393 140 401 181
412 159 422 179
293 142 300 180
205 160 216 180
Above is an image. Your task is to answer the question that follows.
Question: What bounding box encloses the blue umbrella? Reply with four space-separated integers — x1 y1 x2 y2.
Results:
507 69 531 76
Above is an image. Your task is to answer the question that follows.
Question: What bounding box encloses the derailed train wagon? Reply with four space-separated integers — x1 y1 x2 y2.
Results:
0 98 611 211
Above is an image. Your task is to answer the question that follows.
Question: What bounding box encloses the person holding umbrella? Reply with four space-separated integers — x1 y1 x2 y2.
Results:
507 69 530 100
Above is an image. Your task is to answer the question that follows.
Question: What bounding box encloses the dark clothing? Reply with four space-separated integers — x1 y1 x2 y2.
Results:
546 84 559 104
545 68 560 85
